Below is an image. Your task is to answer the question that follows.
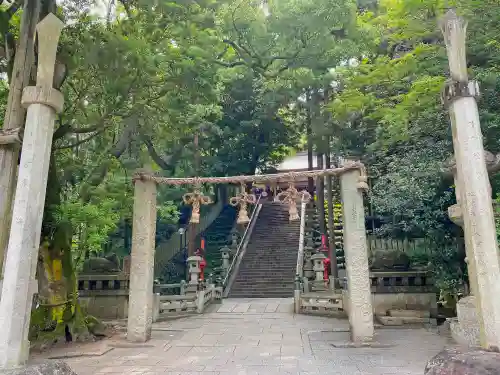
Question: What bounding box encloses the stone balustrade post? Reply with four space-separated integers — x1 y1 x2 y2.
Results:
152 293 160 323
303 277 310 293
231 231 239 253
221 246 231 276
0 14 64 369
340 165 374 343
180 280 186 295
127 169 157 343
196 290 205 313
303 235 314 279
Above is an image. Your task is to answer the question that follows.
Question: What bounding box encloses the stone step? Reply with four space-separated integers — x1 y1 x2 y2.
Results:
388 309 430 318
376 315 433 326
236 271 296 276
228 202 299 298
229 293 293 298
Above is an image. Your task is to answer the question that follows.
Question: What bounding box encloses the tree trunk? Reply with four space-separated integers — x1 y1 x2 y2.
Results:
316 148 326 235
325 141 338 280
306 106 314 195
31 155 91 343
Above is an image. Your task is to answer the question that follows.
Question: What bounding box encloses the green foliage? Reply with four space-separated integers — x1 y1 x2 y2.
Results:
0 79 7 121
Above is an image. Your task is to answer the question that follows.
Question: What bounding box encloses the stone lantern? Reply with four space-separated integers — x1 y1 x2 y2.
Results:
311 252 326 283
187 255 202 285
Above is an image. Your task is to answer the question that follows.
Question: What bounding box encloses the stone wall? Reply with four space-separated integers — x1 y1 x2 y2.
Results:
78 274 129 320
342 270 438 318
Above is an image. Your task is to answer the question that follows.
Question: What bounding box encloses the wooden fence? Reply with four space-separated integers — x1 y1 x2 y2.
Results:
366 236 436 256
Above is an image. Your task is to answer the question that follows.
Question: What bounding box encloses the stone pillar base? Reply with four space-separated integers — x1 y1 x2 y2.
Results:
450 296 480 347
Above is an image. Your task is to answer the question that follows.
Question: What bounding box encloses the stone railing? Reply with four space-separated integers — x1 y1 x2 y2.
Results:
154 281 222 318
299 292 343 316
78 274 130 320
369 270 435 294
154 199 224 276
222 194 262 297
341 270 438 319
154 281 186 295
197 284 223 313
294 200 307 313
158 293 197 314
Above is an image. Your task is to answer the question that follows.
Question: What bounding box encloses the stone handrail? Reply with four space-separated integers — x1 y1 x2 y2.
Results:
222 194 262 297
295 200 307 279
156 284 222 315
154 280 186 295
293 201 307 313
159 293 197 313
154 199 224 275
196 284 223 313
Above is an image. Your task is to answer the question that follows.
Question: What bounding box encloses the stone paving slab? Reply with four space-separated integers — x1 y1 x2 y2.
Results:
33 298 449 375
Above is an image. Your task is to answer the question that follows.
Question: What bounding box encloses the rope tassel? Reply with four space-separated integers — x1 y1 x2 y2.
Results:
274 183 311 221
356 165 370 191
230 185 257 224
183 188 212 224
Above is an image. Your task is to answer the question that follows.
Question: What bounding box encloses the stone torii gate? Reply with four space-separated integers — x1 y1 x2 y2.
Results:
127 162 374 343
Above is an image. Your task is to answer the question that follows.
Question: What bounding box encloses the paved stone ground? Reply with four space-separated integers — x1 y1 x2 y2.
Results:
46 298 450 375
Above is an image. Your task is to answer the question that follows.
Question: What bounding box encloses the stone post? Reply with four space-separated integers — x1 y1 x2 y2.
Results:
180 280 186 295
127 170 157 343
220 246 230 276
303 235 314 279
152 293 160 323
0 14 64 368
340 166 374 343
231 230 239 252
196 289 205 313
440 10 500 349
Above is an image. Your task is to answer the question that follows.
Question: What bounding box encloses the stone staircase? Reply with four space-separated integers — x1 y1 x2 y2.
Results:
160 205 236 282
203 205 237 274
228 202 300 298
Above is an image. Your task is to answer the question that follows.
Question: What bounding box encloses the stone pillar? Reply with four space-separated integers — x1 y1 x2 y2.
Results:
340 166 374 343
448 173 478 298
127 171 157 343
440 10 500 350
0 14 64 368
